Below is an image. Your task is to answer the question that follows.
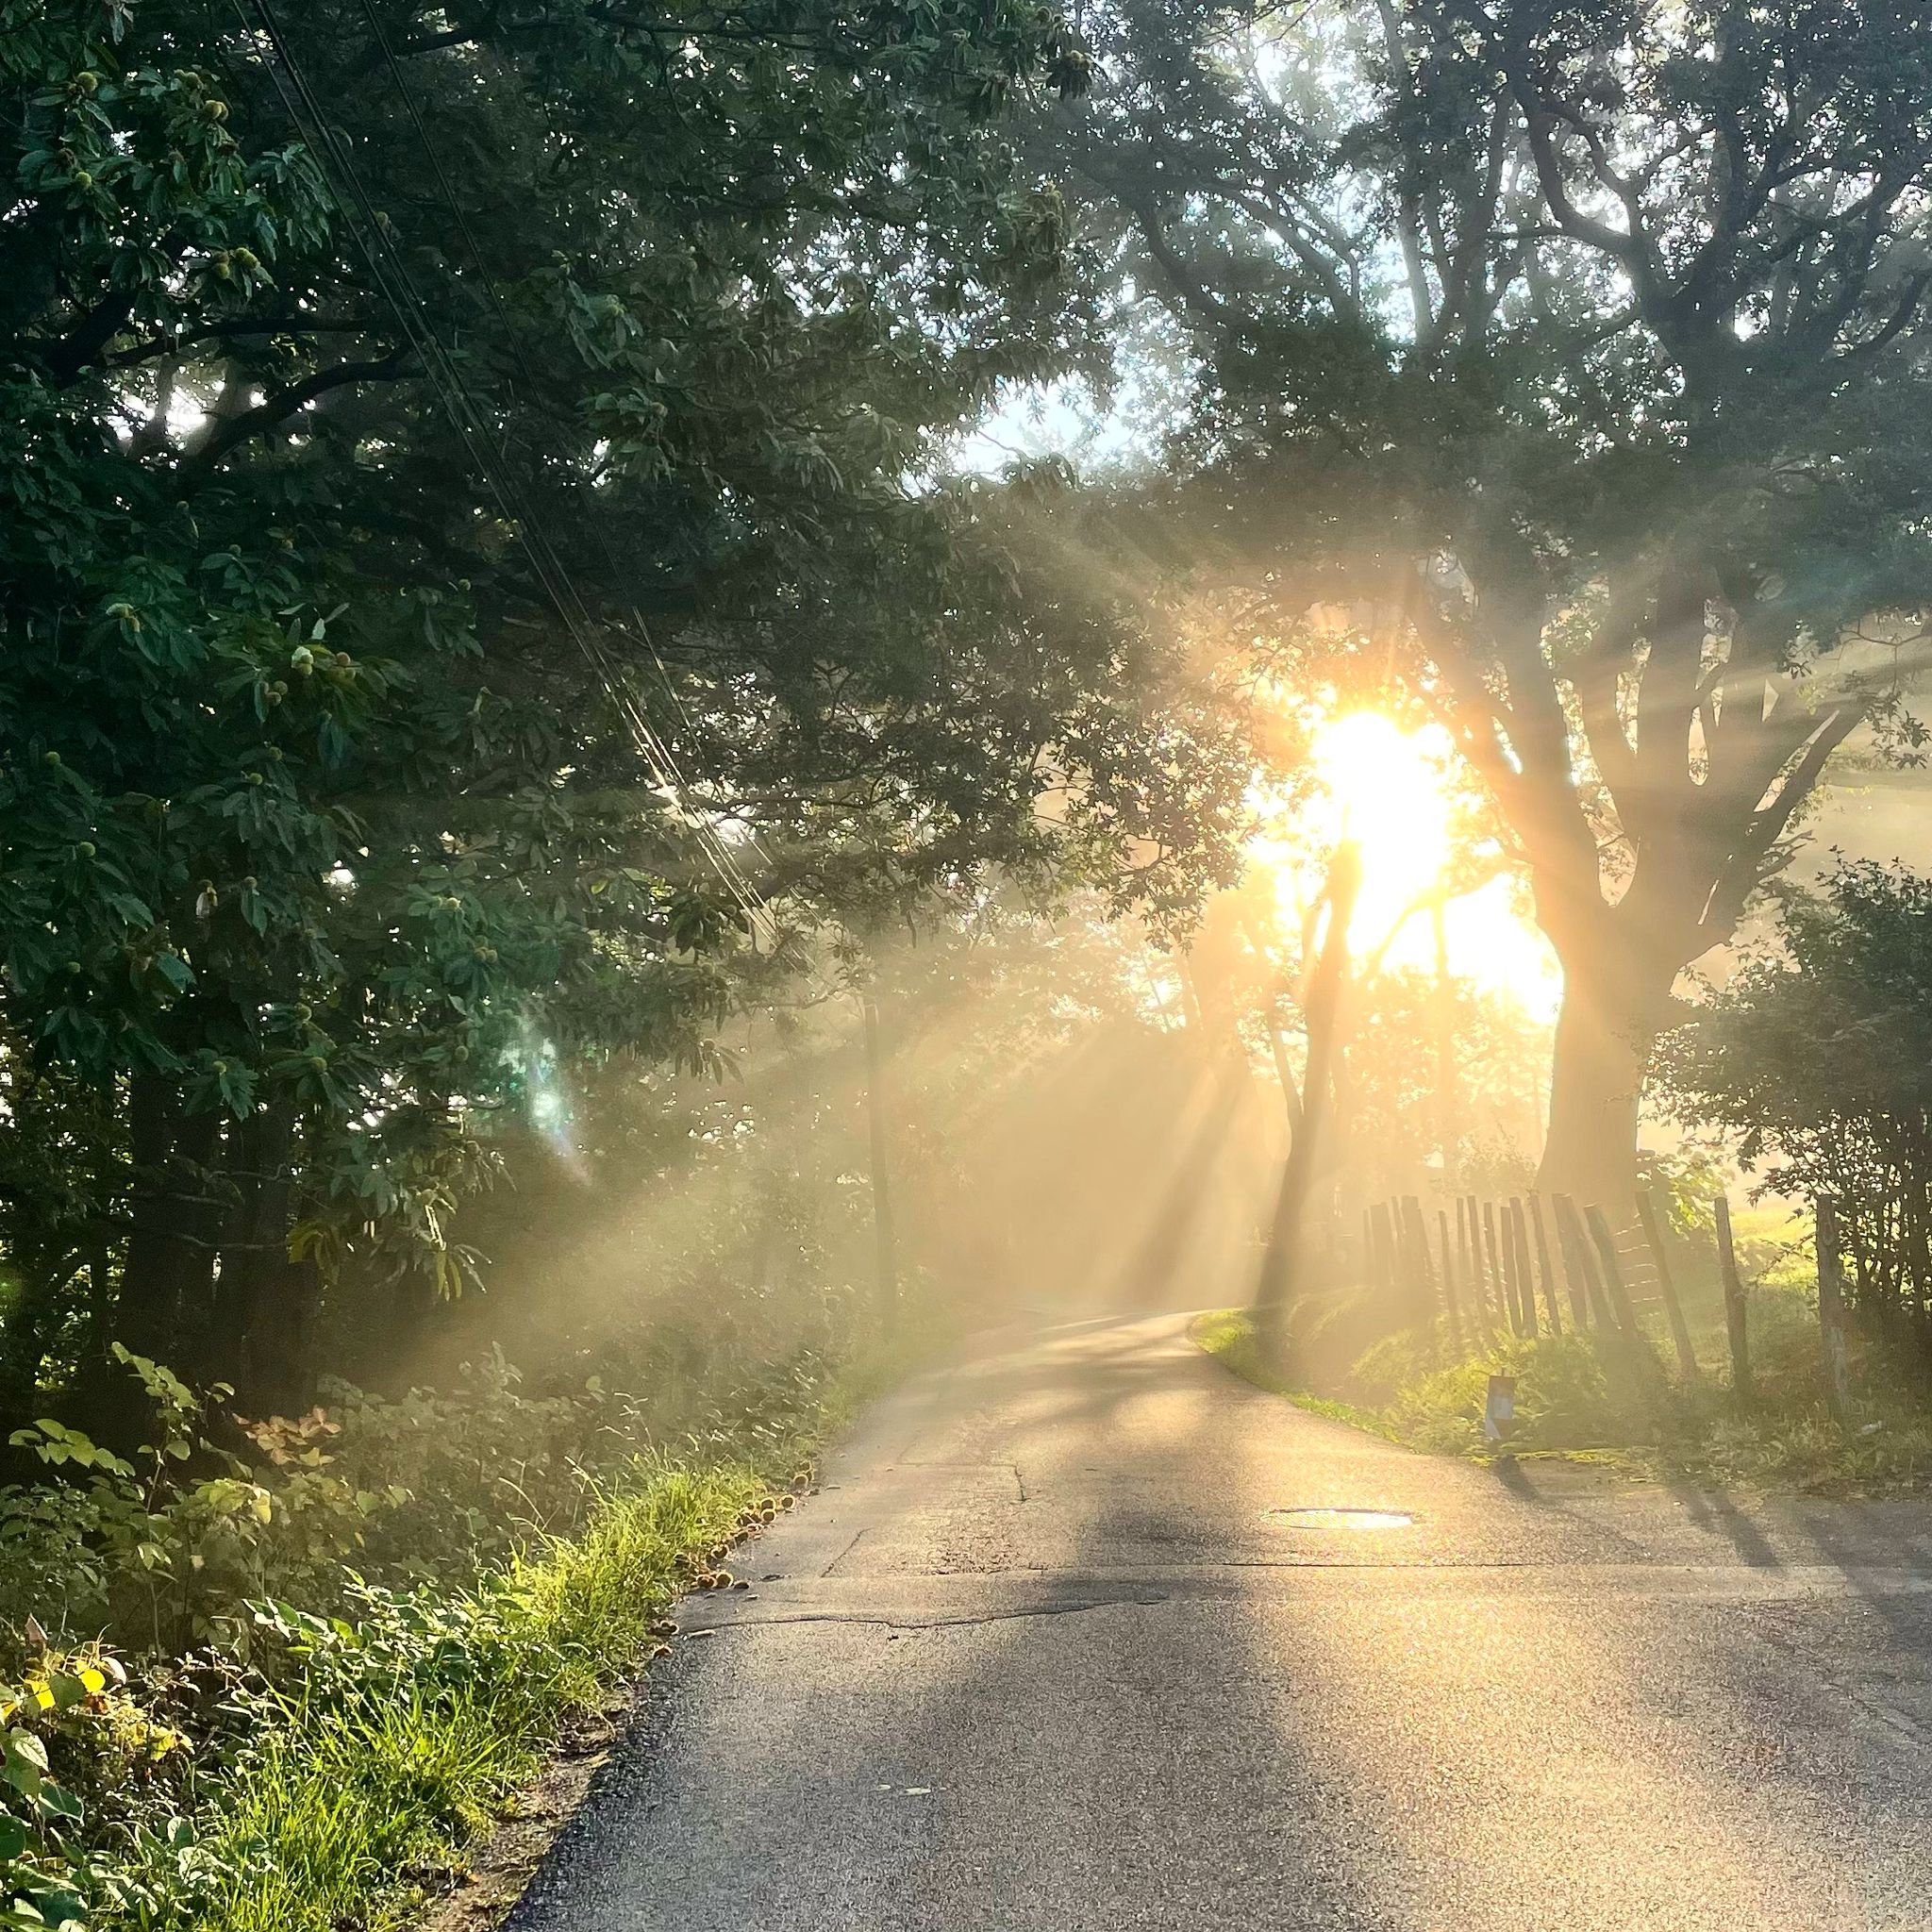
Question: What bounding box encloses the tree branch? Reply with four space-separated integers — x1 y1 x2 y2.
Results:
108 316 389 368
180 346 413 474
38 287 142 387
1698 704 1860 945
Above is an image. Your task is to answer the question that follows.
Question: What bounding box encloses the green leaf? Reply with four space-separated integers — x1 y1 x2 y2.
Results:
4 1731 47 1798
42 1674 87 1713
32 1782 81 1825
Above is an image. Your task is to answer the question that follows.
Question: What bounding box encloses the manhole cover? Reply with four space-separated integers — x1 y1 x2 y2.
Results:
1262 1507 1413 1530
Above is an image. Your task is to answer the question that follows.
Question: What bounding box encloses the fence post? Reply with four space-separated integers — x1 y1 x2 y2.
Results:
1555 1194 1614 1330
1636 1190 1699 1381
1400 1196 1436 1352
1584 1204 1641 1340
1399 1195 1427 1324
1516 1196 1560 1337
1505 1197 1539 1338
1372 1200 1396 1297
1528 1195 1571 1332
1436 1207 1465 1354
1459 1196 1494 1344
1496 1199 1520 1333
1481 1201 1514 1334
1712 1193 1751 1402
1473 1194 1495 1328
1463 1196 1490 1331
1454 1198 1475 1337
1814 1194 1853 1425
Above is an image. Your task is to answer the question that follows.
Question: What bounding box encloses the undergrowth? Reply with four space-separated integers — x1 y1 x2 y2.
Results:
0 1316 908 1930
198 1461 776 1932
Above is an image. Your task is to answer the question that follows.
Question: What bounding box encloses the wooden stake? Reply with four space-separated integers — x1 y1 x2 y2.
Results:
1468 1190 1499 1329
1484 1201 1521 1335
1814 1194 1853 1425
1457 1196 1491 1343
1527 1195 1567 1333
1712 1193 1750 1402
1437 1207 1465 1353
1636 1190 1699 1380
1455 1198 1477 1335
1371 1200 1396 1297
1512 1197 1556 1337
1474 1193 1504 1331
1545 1193 1590 1328
1505 1197 1538 1338
1400 1195 1428 1324
1400 1196 1437 1354
1584 1204 1641 1340
1554 1194 1616 1331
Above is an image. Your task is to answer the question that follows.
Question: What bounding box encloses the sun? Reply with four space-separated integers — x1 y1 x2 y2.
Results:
1312 711 1451 943
1255 709 1561 1021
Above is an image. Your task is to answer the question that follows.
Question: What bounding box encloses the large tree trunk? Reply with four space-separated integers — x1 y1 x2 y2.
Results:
1430 900 1458 1191
72 1078 223 1451
1536 949 1674 1216
1255 842 1361 1370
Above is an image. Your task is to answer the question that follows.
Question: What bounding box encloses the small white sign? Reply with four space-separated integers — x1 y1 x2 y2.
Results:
1483 1374 1517 1444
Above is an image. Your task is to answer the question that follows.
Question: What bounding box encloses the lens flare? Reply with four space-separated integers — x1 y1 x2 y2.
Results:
509 1025 584 1173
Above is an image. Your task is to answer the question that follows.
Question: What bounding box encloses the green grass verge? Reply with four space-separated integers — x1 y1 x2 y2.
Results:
1187 1308 1405 1445
186 1368 881 1932
196 1461 761 1932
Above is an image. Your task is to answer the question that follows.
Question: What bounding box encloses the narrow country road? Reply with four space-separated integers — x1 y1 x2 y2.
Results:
506 1312 1932 1931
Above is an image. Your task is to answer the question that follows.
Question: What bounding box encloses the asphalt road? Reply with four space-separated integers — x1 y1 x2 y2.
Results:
506 1311 1932 1931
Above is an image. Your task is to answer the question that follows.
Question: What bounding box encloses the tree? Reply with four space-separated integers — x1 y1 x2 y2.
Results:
1657 860 1932 1369
1254 838 1359 1365
1042 0 1932 1208
1 0 1240 1407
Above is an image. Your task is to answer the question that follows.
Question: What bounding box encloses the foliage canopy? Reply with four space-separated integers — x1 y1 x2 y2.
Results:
0 0 1242 1407
1044 0 1932 1201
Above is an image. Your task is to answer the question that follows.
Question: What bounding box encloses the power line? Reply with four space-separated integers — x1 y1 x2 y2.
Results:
371 1 788 923
354 0 782 923
348 0 820 971
238 0 786 947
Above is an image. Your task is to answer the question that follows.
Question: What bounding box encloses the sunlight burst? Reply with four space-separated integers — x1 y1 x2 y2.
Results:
1258 710 1562 1021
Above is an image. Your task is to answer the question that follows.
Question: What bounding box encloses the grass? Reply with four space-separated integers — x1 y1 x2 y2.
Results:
1193 1210 1932 1495
197 1458 772 1932
1188 1307 1405 1445
183 1366 885 1932
176 1307 943 1932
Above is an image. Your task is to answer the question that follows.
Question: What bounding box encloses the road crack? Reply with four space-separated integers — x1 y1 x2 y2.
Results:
689 1595 1167 1634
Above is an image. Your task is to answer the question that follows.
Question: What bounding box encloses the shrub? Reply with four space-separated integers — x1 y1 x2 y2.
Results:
0 1287 873 1932
1657 861 1932 1369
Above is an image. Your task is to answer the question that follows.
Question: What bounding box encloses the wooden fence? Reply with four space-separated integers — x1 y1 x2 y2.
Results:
1363 1188 1704 1380
1363 1185 1857 1418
